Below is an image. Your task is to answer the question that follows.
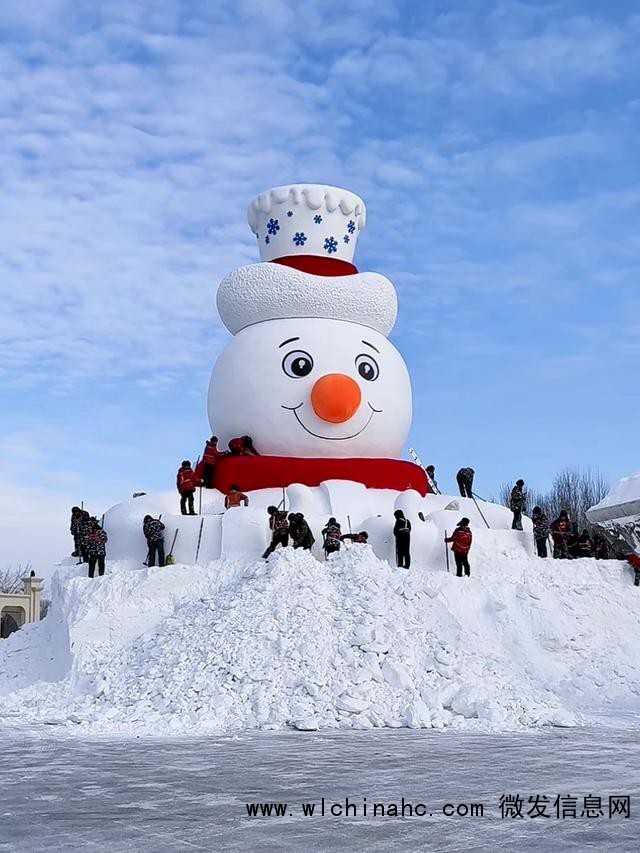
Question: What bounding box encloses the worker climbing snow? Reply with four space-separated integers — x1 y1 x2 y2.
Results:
322 518 342 557
425 465 439 494
201 436 226 488
290 513 315 550
262 505 289 558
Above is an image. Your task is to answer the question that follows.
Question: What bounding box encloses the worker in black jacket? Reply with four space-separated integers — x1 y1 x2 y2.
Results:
143 515 166 567
393 509 412 568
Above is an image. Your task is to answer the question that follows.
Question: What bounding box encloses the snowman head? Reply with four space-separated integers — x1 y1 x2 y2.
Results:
208 317 411 458
208 184 413 459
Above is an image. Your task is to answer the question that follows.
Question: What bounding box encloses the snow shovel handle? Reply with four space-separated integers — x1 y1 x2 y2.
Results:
444 529 450 573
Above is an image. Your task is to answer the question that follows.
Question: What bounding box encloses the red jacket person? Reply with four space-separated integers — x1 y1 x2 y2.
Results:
177 461 200 516
446 518 472 578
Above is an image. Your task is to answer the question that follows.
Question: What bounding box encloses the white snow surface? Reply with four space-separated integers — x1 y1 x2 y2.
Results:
2 541 639 738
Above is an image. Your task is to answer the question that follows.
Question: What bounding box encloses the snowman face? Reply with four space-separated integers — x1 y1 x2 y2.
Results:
208 317 412 458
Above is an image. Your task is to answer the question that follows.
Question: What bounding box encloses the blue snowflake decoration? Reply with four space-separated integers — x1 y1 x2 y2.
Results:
267 218 280 235
343 235 350 243
265 235 270 244
347 219 356 234
287 210 294 217
324 236 338 254
314 214 323 224
293 232 307 246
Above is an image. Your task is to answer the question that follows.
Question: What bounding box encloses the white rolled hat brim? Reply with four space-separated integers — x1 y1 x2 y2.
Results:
216 262 398 337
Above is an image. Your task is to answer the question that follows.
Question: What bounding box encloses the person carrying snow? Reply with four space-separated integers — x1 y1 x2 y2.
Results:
86 518 108 578
176 460 200 516
322 518 342 557
290 512 315 550
393 509 412 569
445 518 473 577
228 435 260 456
143 515 165 567
225 485 249 508
341 531 369 545
70 506 83 557
456 467 475 498
550 510 571 559
262 505 289 558
202 436 226 489
531 506 550 558
510 479 526 530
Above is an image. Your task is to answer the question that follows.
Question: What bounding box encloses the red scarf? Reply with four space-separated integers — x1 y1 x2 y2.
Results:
209 454 429 496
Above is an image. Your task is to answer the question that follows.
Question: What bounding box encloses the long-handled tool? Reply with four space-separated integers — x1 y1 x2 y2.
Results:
444 530 450 573
165 528 179 565
195 517 205 563
471 493 491 529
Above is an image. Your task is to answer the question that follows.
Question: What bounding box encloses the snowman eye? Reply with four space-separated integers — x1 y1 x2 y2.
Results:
282 350 314 378
355 353 379 381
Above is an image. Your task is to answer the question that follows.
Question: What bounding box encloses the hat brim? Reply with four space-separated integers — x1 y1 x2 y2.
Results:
217 262 397 336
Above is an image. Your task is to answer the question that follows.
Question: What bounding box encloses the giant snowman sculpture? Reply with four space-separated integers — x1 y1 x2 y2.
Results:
104 184 527 566
208 184 425 495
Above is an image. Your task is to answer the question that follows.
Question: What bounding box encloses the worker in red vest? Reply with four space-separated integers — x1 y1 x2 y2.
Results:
202 436 226 488
550 511 571 559
445 518 473 577
341 531 369 545
228 435 259 455
225 485 249 509
176 460 200 516
627 551 640 587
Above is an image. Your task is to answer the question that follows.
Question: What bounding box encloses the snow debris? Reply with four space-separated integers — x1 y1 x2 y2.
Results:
1 543 640 737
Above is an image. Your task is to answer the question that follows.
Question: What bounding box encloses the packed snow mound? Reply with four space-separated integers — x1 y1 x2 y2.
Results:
1 546 639 737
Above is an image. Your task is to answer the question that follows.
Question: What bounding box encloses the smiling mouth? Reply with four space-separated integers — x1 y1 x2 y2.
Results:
281 402 382 440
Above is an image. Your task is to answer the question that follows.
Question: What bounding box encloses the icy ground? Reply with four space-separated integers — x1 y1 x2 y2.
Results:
1 727 639 851
1 544 640 736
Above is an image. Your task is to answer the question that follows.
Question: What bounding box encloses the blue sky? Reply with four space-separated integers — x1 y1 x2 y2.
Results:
1 0 639 567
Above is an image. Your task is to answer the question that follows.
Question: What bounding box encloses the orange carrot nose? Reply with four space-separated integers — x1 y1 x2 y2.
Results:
311 373 362 423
